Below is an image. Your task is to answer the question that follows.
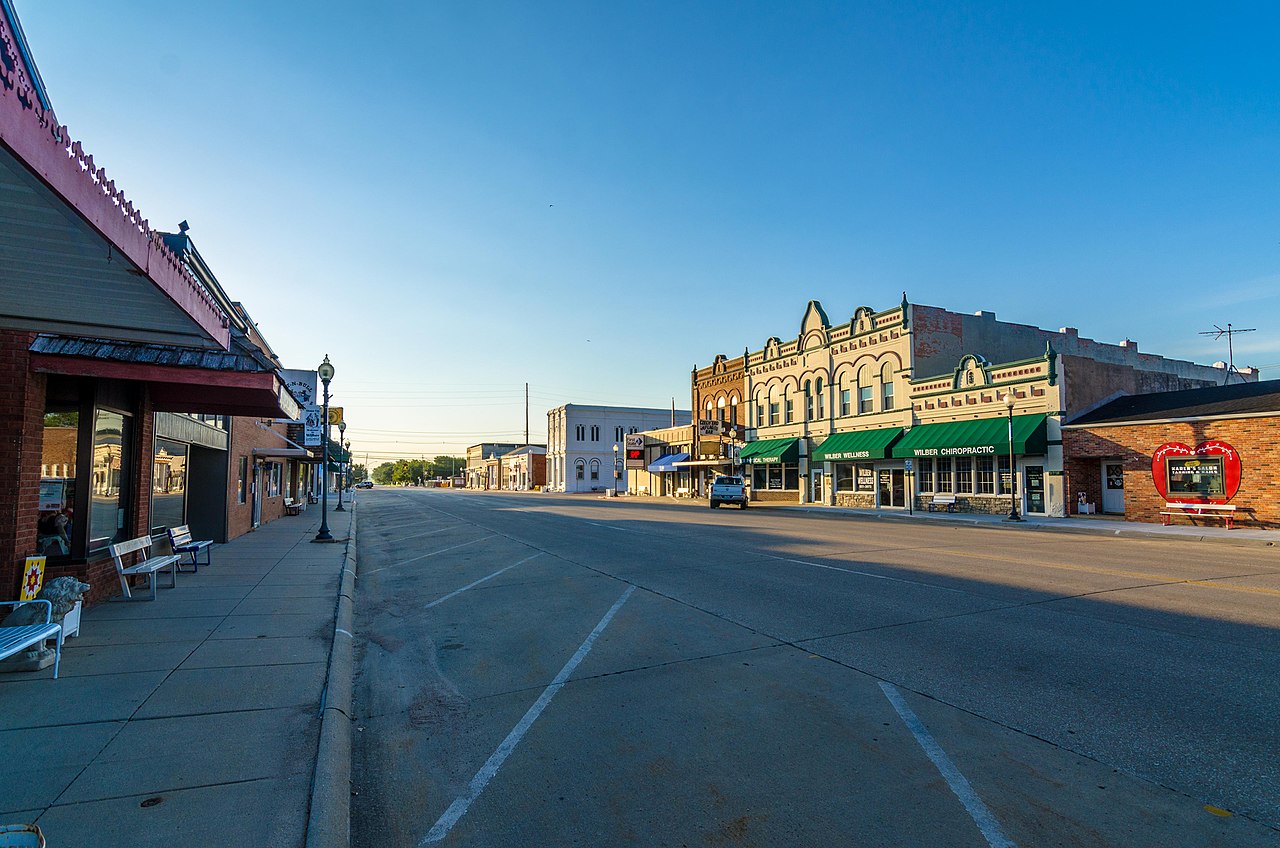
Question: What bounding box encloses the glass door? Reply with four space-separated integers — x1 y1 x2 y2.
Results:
1025 465 1045 515
878 469 907 507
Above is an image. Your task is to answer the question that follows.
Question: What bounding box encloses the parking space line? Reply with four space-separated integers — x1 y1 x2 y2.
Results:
879 682 1016 848
420 585 637 845
425 553 544 609
358 536 495 578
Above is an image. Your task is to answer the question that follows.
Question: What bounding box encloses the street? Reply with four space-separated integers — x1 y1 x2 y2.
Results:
351 489 1280 847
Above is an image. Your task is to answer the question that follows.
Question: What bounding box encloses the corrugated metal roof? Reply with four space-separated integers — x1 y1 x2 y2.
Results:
30 334 269 372
1068 379 1280 425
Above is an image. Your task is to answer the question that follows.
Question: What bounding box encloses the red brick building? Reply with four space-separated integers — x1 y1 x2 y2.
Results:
1063 380 1280 529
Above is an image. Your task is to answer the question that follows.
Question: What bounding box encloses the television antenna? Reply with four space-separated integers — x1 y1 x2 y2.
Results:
1198 323 1256 384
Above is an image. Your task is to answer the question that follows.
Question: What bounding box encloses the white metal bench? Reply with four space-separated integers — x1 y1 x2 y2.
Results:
0 599 62 679
928 493 958 512
675 487 691 497
167 524 213 571
1159 502 1237 529
283 497 303 516
109 536 181 600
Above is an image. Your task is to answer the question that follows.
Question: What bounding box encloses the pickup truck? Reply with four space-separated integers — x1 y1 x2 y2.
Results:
709 475 748 509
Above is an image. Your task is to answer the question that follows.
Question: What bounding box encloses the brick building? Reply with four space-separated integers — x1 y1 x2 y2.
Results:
1063 380 1280 529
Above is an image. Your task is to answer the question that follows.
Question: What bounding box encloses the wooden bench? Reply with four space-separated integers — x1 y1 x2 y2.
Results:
109 536 181 601
168 524 213 571
283 497 303 516
927 493 957 512
0 599 62 679
1160 502 1237 529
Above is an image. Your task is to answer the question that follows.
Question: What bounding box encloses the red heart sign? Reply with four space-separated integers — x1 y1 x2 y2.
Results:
1151 440 1241 503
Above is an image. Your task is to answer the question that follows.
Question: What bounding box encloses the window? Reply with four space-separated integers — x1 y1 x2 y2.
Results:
977 457 995 494
589 459 600 480
591 425 600 442
575 424 585 441
706 401 713 420
757 402 764 427
858 386 873 414
834 463 854 492
935 458 953 493
840 389 851 417
730 395 739 426
804 381 814 421
151 438 188 531
769 402 780 426
881 363 895 411
856 464 876 492
37 406 79 559
955 457 973 494
816 378 824 418
238 456 248 503
998 456 1012 495
785 398 794 423
752 464 800 491
575 459 585 480
267 462 282 498
615 426 624 442
917 457 934 493
89 409 132 552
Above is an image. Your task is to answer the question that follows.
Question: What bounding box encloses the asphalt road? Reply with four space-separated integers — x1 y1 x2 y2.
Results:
351 488 1280 847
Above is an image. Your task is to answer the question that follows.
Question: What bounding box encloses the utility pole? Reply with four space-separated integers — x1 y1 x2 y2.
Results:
1199 323 1257 384
525 381 530 447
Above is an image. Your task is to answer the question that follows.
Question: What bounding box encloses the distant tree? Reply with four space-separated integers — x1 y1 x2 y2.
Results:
349 464 368 484
372 462 397 485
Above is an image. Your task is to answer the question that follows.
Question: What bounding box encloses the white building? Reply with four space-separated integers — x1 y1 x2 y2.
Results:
546 404 690 493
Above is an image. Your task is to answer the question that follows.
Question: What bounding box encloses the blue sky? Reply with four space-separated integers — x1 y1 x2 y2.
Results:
16 1 1280 463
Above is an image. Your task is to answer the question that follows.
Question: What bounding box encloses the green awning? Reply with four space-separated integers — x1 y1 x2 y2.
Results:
811 427 904 462
890 414 1048 459
739 437 800 464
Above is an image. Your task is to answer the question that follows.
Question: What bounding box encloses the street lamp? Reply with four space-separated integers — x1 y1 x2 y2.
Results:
728 427 738 476
613 443 621 496
315 355 335 541
335 420 347 511
1004 392 1022 522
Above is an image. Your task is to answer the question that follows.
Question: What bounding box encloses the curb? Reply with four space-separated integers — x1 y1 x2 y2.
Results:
306 504 357 848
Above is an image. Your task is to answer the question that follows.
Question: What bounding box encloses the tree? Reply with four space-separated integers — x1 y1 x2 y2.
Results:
372 462 397 485
349 464 368 484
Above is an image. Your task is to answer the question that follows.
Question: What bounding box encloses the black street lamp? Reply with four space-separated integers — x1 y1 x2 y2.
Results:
315 355 335 541
613 443 621 496
335 420 347 511
1004 392 1022 522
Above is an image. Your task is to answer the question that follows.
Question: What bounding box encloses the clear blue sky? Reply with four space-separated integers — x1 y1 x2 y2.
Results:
17 1 1280 464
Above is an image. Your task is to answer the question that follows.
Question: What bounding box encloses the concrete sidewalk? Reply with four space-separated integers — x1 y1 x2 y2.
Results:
0 505 355 847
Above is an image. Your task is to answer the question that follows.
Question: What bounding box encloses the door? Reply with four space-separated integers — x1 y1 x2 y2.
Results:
811 470 824 503
1102 463 1125 514
1025 465 1045 515
878 469 906 508
251 463 262 528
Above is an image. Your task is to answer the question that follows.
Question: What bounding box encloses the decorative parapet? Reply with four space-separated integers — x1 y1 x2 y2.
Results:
0 11 230 348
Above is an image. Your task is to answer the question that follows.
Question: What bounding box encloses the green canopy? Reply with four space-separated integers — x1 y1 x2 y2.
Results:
890 414 1048 459
739 437 800 464
811 427 903 462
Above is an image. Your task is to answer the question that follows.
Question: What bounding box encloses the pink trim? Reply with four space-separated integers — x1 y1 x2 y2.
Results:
0 15 230 348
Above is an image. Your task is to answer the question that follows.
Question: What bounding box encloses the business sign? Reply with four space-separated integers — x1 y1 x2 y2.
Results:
1153 440 1240 503
697 419 721 437
281 369 318 409
625 435 644 450
20 556 46 601
911 445 997 457
625 447 645 469
303 405 324 447
328 407 344 425
38 479 65 511
824 449 872 460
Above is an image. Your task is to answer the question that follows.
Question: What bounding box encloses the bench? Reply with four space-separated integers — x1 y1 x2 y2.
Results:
0 599 62 679
109 536 181 601
675 487 691 498
1160 502 1237 529
283 497 303 516
167 524 213 571
927 493 958 512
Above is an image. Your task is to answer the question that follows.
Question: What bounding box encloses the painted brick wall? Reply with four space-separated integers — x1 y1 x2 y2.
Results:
1064 417 1280 529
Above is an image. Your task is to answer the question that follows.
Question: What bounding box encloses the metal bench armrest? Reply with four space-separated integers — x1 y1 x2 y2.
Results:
0 599 52 624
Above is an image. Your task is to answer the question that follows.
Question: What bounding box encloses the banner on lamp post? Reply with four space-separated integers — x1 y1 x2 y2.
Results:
303 405 323 447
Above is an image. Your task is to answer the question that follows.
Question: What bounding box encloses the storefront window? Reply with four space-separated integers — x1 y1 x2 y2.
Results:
1166 456 1224 498
237 456 248 504
917 458 934 493
935 457 953 493
834 464 854 492
955 457 974 494
752 464 799 490
89 409 132 552
998 456 1012 495
37 408 79 558
977 457 995 494
856 464 876 492
151 438 188 532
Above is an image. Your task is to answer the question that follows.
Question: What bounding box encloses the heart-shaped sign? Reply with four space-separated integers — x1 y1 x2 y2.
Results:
1151 440 1241 503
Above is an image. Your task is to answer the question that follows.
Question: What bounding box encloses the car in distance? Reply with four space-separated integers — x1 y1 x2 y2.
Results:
709 475 748 509
355 481 374 489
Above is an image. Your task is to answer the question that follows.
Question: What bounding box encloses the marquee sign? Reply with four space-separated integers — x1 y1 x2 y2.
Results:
1152 440 1241 503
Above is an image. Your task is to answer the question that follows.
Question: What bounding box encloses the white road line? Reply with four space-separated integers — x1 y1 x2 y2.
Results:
420 585 637 845
878 682 1016 848
382 527 456 544
425 553 543 609
358 536 495 578
779 557 971 595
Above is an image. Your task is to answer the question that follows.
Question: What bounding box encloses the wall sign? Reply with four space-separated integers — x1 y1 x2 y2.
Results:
1151 440 1241 503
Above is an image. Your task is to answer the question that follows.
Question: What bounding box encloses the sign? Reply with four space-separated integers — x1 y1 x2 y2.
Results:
281 369 318 408
625 435 644 450
698 440 724 458
38 479 65 511
912 445 997 457
303 405 324 447
903 459 913 471
20 556 46 601
328 407 344 425
825 450 872 460
697 419 721 437
1152 440 1241 503
625 448 645 469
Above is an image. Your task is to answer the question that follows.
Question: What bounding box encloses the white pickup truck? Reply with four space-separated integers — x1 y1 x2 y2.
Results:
709 475 748 509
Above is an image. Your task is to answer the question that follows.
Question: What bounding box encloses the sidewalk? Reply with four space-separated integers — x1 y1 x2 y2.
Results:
0 505 355 847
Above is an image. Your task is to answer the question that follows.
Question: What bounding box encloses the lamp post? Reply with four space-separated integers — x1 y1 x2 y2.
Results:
613 443 621 496
1004 392 1022 522
728 427 738 477
315 355 335 541
335 421 347 511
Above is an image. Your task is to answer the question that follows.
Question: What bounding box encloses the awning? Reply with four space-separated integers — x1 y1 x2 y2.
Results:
253 448 311 459
673 459 730 467
890 414 1048 459
647 452 689 473
811 427 903 462
739 437 800 464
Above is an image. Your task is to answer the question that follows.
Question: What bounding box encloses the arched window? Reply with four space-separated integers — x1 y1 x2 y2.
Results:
575 459 585 480
881 362 895 411
589 458 601 480
768 387 780 426
804 380 813 421
816 377 825 418
858 366 874 414
717 396 726 422
730 394 739 426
